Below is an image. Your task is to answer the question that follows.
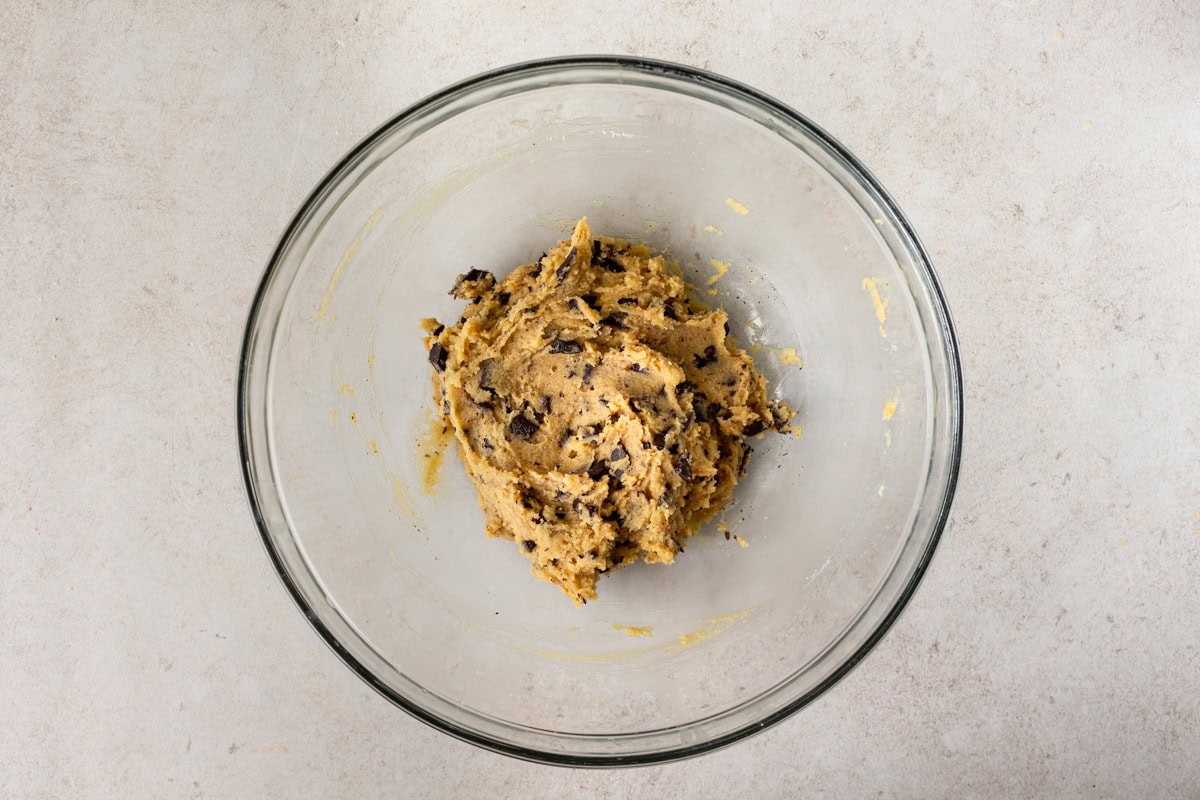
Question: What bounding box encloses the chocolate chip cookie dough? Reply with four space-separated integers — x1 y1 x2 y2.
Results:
422 219 794 604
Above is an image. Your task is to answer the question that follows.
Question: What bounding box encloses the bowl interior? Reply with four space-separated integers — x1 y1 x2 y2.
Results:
243 59 958 763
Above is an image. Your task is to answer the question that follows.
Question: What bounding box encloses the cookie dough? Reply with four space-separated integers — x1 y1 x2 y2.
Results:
422 219 793 604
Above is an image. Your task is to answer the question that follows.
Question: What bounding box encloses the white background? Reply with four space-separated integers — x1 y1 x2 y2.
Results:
3 2 1198 797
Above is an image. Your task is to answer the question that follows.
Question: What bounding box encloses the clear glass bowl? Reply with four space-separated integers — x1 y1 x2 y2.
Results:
239 57 961 766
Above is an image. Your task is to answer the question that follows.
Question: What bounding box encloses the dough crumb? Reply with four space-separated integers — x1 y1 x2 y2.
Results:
423 218 795 604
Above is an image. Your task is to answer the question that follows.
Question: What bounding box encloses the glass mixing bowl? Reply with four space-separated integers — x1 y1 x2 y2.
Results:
239 56 961 766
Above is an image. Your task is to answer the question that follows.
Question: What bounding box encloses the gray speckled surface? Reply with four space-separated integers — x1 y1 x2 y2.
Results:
3 2 1198 797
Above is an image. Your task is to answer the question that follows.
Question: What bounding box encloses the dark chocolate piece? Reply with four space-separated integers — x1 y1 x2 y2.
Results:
478 358 498 392
674 452 694 481
428 342 447 372
449 268 493 298
508 413 539 440
548 338 583 354
599 311 628 328
555 247 577 283
693 345 719 368
738 444 753 476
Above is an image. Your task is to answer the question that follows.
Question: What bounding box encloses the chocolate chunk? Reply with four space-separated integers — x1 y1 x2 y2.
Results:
582 293 603 312
555 247 577 283
743 419 767 436
663 303 678 321
652 432 666 450
449 269 493 298
675 380 696 397
599 311 628 328
539 395 552 414
617 297 638 305
609 466 626 480
693 345 719 368
581 363 595 384
592 240 602 259
523 540 537 552
739 444 753 475
610 445 628 462
572 499 584 515
530 263 543 279
693 395 710 423
469 396 495 411
587 460 608 481
428 342 447 372
432 324 444 337
579 423 602 439
770 403 792 431
566 298 579 311
478 358 498 392
548 338 583 354
674 452 694 481
628 363 647 373
497 292 511 306
508 412 539 440
597 256 624 273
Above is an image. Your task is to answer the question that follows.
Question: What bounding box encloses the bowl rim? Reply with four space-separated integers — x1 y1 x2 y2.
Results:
237 54 963 767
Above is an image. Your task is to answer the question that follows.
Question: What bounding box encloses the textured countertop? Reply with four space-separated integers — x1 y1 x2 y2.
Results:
3 2 1198 797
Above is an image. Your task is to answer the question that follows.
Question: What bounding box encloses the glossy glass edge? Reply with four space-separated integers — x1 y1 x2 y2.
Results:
237 54 964 768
